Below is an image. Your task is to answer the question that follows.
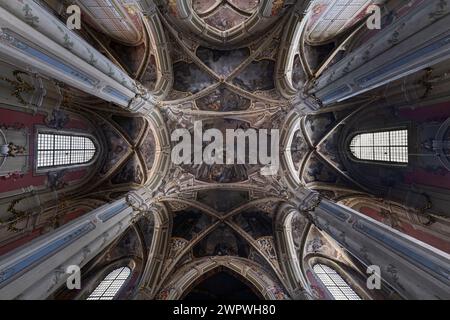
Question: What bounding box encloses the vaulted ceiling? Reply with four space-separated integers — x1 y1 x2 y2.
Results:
1 0 449 301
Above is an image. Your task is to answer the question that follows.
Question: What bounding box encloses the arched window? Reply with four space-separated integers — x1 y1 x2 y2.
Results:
87 267 131 300
349 129 408 164
313 263 361 300
37 133 96 169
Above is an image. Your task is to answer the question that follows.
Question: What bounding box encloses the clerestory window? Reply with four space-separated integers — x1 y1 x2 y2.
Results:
349 129 408 164
313 263 361 300
37 133 96 169
87 267 131 300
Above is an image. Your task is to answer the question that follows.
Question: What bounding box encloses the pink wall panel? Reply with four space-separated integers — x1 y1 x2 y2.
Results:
360 206 450 253
398 102 450 122
404 169 450 190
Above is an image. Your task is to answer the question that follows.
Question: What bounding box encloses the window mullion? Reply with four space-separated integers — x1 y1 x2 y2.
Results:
69 136 73 165
52 134 56 166
388 131 391 162
372 133 375 161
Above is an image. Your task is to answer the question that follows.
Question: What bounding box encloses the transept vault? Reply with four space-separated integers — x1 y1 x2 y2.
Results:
0 0 449 301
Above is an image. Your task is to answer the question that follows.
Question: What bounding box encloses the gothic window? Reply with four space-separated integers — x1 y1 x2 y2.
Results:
87 267 131 300
37 133 96 169
349 129 408 164
313 264 361 300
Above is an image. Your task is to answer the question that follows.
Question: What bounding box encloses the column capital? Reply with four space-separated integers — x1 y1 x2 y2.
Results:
291 188 322 214
126 191 160 222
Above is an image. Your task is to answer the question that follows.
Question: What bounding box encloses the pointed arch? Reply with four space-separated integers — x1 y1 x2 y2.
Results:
274 203 312 299
155 256 290 300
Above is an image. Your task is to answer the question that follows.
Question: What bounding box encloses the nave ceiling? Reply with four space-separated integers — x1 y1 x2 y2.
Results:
0 0 449 301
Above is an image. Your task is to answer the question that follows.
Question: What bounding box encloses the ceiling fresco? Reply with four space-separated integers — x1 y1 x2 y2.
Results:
1 0 449 302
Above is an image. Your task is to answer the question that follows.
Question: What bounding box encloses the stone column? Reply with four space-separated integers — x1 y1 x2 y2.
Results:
0 189 155 300
0 1 155 113
309 0 450 105
293 189 450 300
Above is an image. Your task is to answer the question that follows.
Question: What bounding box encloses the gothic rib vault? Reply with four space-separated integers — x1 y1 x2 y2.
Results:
0 0 449 300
